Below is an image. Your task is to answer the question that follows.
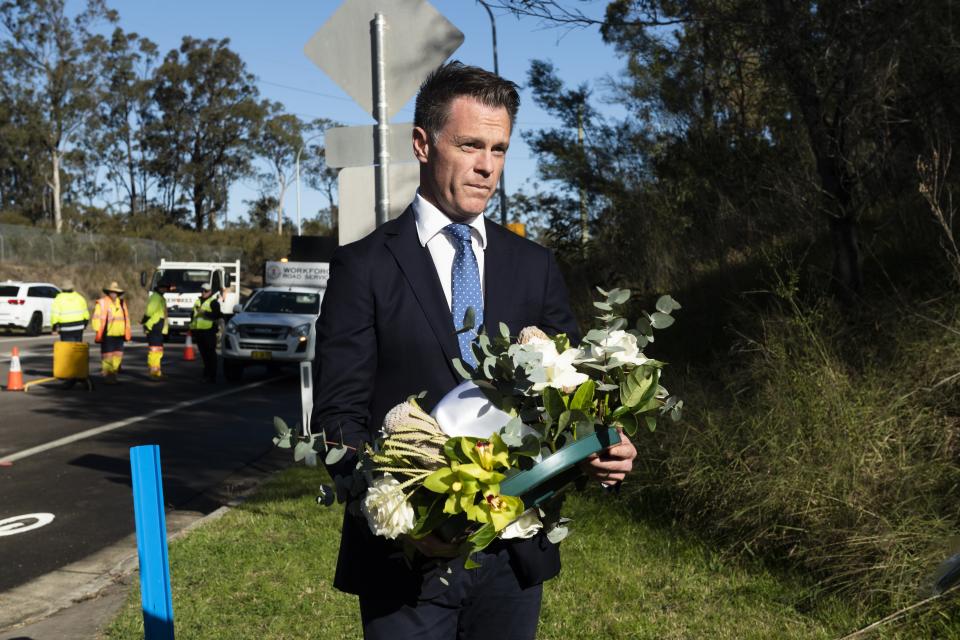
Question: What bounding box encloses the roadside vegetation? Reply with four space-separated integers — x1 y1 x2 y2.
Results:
104 465 942 640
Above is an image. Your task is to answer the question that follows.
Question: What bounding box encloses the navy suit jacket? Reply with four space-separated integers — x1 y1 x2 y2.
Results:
313 206 579 597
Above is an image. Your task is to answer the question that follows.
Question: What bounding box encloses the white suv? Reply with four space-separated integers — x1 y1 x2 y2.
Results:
0 281 61 335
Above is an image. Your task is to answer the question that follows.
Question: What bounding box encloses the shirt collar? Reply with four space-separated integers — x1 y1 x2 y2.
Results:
413 191 487 249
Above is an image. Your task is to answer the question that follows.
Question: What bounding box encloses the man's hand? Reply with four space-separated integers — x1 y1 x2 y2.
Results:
404 533 461 558
580 428 637 485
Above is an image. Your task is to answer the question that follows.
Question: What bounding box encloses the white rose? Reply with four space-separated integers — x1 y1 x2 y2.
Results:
500 508 543 540
361 473 416 540
510 339 589 393
582 330 647 368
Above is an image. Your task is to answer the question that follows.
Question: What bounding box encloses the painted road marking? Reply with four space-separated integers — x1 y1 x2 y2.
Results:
0 513 56 537
0 377 280 464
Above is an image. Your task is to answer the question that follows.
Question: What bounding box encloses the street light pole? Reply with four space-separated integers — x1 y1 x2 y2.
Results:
477 0 508 227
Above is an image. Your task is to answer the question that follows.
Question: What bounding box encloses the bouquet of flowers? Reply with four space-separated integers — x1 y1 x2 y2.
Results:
273 288 683 564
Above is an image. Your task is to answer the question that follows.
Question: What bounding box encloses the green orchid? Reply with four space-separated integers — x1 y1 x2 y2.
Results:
461 433 511 472
423 461 505 515
466 491 525 531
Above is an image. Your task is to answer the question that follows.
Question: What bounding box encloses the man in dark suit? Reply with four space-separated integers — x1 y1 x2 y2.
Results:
314 61 637 640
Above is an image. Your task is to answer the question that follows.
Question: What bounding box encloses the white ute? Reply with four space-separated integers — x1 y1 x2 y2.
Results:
144 260 241 336
221 261 328 382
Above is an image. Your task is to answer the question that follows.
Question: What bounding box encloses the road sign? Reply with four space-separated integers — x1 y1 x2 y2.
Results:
338 164 420 245
304 0 464 120
325 123 415 169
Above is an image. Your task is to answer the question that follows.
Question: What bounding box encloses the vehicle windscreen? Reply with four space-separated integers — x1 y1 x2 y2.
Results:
245 291 319 315
152 269 210 294
0 285 20 297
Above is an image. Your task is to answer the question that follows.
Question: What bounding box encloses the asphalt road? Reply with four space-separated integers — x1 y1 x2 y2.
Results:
0 329 300 594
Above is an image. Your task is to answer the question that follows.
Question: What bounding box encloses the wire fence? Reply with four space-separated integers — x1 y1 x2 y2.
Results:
0 223 242 266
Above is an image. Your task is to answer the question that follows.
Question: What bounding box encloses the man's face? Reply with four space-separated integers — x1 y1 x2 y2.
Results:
108 292 118 301
413 96 511 222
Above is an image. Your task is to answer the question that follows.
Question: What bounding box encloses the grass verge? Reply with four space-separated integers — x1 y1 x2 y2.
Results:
100 464 934 639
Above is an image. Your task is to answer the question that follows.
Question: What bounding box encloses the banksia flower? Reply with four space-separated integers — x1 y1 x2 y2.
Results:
518 326 549 344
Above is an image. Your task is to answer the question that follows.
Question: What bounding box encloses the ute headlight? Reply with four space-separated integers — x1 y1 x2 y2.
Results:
225 319 239 335
290 323 311 341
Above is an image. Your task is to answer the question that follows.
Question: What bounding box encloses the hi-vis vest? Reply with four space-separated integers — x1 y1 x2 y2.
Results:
92 296 131 342
190 296 217 331
144 291 169 334
50 291 89 330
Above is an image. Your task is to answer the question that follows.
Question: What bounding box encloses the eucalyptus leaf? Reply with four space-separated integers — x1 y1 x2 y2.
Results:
325 445 349 465
478 333 493 357
596 285 610 297
273 416 290 437
650 312 675 329
635 316 652 335
645 415 658 432
499 416 525 447
655 294 682 313
584 328 608 344
460 306 476 332
294 441 313 462
499 321 511 339
596 382 618 392
546 524 570 544
593 301 613 311
272 433 292 449
483 356 497 379
609 317 628 331
609 288 631 305
452 358 473 380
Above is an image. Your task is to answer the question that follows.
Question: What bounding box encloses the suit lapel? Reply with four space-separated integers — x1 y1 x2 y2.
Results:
385 208 461 376
482 220 517 335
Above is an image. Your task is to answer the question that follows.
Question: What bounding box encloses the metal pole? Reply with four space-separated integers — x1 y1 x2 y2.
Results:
478 1 508 226
372 13 390 227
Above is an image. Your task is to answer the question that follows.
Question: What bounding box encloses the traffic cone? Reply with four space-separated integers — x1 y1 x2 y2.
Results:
5 346 24 391
183 331 196 361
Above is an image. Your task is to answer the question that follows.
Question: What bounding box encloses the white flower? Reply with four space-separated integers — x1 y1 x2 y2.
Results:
582 330 648 368
361 473 416 539
510 338 589 393
500 508 543 540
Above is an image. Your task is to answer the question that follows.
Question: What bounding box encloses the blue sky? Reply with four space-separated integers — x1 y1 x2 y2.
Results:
101 1 625 225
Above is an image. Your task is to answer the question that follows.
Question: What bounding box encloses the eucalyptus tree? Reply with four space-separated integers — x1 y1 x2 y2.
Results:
88 27 158 218
0 0 116 232
254 103 307 235
148 36 263 231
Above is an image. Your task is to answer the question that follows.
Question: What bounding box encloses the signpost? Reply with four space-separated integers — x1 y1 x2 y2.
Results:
304 0 464 245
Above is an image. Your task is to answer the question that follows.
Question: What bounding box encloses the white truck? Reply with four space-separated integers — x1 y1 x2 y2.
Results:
220 260 328 382
142 259 241 336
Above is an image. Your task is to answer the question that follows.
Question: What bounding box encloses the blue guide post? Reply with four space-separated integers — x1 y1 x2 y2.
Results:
130 444 175 640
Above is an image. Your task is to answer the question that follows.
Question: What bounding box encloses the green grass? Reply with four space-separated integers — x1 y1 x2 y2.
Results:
102 464 947 640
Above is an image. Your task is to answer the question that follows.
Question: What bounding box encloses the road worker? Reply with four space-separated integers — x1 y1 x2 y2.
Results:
91 281 131 384
50 280 89 342
190 283 222 383
142 282 170 379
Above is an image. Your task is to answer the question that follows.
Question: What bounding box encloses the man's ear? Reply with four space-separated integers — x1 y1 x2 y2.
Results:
412 126 430 163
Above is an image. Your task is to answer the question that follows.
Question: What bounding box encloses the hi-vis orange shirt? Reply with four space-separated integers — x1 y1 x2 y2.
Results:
92 296 131 342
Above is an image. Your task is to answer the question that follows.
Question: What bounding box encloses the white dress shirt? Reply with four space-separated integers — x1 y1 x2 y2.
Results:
412 192 487 310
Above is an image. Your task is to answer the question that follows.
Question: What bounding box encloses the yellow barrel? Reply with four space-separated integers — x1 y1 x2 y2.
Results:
53 341 90 379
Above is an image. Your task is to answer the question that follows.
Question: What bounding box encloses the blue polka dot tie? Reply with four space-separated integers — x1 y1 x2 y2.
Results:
446 223 484 366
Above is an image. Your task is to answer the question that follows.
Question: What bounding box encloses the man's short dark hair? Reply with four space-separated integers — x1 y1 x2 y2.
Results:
414 60 520 141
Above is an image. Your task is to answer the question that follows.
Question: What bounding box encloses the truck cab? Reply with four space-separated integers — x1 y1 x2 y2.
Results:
146 260 241 335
